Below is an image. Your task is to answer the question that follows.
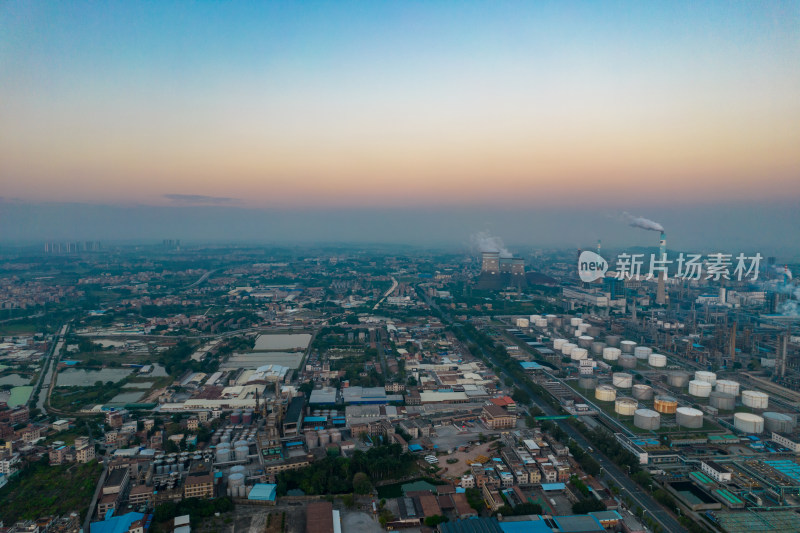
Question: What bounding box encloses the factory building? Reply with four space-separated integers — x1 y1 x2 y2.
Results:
701 461 732 483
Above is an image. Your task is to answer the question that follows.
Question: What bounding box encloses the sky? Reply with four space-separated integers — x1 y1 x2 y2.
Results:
1 1 799 250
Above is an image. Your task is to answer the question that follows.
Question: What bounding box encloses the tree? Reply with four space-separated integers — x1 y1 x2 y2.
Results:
425 515 449 527
353 472 372 495
572 498 605 514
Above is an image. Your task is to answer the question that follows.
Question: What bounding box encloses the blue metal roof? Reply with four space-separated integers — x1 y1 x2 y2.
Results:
541 482 566 491
90 512 145 533
248 483 277 501
499 520 551 533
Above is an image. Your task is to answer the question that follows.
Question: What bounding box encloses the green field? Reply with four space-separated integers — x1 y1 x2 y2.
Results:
0 460 102 523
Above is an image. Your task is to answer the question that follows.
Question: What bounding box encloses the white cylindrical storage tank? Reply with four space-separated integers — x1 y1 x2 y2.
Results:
620 340 637 353
535 318 548 328
305 430 319 448
612 372 633 388
715 380 740 396
734 413 764 434
605 335 621 347
741 390 769 409
570 348 588 361
239 485 248 498
676 407 704 428
561 343 577 356
764 412 796 433
220 434 230 443
573 329 582 338
515 318 530 328
591 342 606 355
689 380 712 397
234 439 248 448
667 371 691 388
648 354 667 368
216 448 231 463
695 371 717 386
579 377 598 390
632 384 654 400
330 429 342 443
230 465 245 475
570 317 582 327
546 314 558 324
553 339 567 350
595 385 617 402
709 391 736 411
587 326 602 337
578 335 594 348
654 395 678 414
634 409 661 430
235 446 249 461
318 430 330 446
619 354 637 369
634 346 652 360
615 397 638 416
228 472 245 487
602 347 621 361
530 314 541 322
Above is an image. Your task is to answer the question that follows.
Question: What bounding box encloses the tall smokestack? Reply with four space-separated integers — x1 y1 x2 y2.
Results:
656 232 667 305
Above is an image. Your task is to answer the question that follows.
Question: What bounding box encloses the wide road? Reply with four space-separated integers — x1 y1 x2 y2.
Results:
32 323 68 414
419 291 687 533
373 276 398 310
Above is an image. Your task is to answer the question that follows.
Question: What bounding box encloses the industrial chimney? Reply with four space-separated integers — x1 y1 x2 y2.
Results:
656 232 667 305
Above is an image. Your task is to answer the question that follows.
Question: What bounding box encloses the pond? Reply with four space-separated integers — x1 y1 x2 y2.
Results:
108 390 145 404
7 386 34 407
56 368 132 387
0 374 31 387
254 333 311 351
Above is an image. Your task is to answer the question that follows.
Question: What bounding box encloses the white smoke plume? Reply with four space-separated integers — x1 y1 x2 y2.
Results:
471 231 512 258
773 265 793 280
623 212 665 233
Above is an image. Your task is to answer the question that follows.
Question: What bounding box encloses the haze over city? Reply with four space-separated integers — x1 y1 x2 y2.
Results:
2 1 799 253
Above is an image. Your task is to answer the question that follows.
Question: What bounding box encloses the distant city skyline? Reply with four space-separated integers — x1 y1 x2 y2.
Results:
2 2 799 208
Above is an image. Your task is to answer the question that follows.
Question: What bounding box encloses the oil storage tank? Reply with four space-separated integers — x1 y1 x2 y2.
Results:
570 317 583 327
695 371 717 386
579 377 598 390
553 339 567 350
620 340 637 354
602 347 621 361
570 347 588 360
615 397 638 416
654 395 678 414
605 335 621 347
595 385 617 402
734 412 764 434
715 380 740 396
689 380 712 398
216 444 231 463
648 354 667 368
634 346 652 360
676 407 704 428
632 384 654 400
578 335 594 348
667 371 690 388
591 342 606 356
561 343 577 356
619 354 637 369
235 446 249 462
709 391 735 411
634 409 661 430
612 373 633 388
741 390 769 409
764 412 796 433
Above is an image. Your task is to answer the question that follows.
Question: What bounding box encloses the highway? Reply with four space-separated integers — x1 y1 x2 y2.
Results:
419 291 687 533
31 323 69 415
373 276 398 310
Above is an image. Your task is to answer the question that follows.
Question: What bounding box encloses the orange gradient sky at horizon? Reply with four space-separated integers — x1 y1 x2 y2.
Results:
2 2 799 208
